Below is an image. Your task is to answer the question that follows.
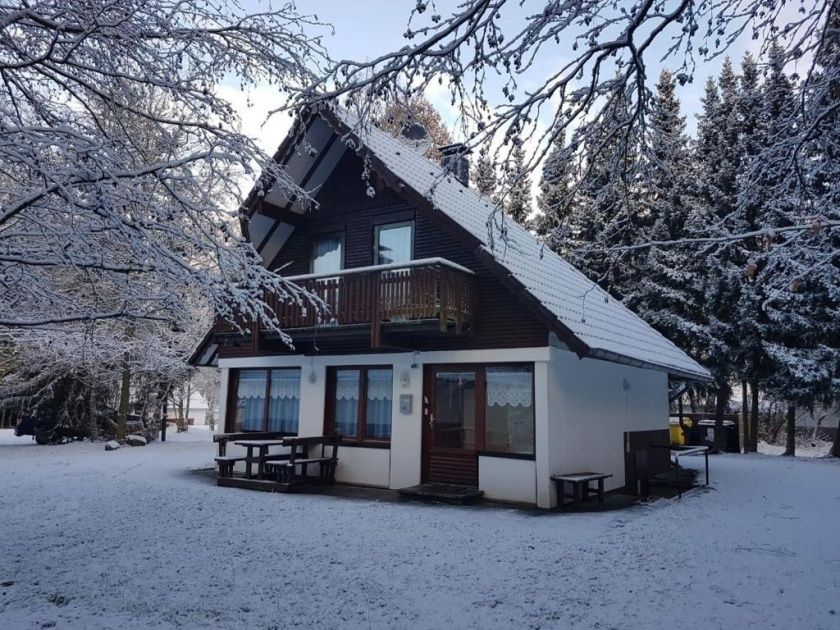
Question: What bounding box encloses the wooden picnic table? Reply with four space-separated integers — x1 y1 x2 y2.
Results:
551 472 613 508
234 439 288 480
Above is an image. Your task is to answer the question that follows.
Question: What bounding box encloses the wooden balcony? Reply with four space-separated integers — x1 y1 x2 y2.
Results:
214 258 476 348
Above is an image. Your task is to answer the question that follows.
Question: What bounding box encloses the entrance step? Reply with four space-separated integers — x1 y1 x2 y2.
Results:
397 483 484 505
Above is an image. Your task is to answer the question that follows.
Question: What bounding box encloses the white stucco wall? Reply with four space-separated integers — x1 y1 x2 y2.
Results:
478 456 537 504
543 346 669 507
217 347 551 493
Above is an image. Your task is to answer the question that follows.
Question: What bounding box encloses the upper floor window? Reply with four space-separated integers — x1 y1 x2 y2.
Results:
310 233 343 274
375 221 413 265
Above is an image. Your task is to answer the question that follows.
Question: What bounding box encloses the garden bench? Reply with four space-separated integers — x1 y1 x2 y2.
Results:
266 435 341 484
551 472 613 508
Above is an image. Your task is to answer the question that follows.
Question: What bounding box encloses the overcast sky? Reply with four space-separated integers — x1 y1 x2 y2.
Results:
227 1 783 164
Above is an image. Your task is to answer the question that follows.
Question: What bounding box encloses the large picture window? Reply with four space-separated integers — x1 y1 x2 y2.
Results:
483 366 534 456
230 368 301 434
427 364 534 458
326 366 393 444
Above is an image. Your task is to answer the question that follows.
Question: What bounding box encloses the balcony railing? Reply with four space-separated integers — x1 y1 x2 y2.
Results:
215 258 476 347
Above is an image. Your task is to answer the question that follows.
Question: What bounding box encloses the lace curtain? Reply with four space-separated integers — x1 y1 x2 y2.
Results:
486 366 533 407
235 369 300 432
365 369 393 439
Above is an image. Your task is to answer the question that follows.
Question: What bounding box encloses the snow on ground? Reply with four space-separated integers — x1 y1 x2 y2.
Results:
1 430 838 630
758 439 833 457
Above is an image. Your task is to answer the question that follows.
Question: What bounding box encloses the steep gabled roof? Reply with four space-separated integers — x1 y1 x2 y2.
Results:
314 108 711 381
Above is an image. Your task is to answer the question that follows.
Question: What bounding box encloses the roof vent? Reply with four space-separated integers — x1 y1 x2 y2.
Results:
438 143 471 186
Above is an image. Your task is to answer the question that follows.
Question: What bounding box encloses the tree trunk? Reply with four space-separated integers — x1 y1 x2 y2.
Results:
740 380 748 453
713 385 729 452
116 351 131 442
782 404 796 456
748 380 760 452
183 379 192 431
86 383 99 442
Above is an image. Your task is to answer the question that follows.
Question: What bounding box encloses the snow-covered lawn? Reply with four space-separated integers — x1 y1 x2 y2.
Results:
1 429 838 630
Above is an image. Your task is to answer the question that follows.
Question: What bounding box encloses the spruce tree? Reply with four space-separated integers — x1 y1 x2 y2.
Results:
630 70 707 365
565 83 642 294
534 129 574 245
505 143 532 224
734 52 769 452
755 43 839 456
694 60 746 449
472 148 497 198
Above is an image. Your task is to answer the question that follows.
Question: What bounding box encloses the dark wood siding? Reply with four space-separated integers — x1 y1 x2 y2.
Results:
218 149 549 358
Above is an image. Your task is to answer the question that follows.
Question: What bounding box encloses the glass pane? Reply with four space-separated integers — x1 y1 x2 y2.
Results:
311 236 342 274
377 223 413 265
235 369 267 432
267 369 300 434
485 366 534 455
433 371 476 449
333 369 360 438
365 369 393 439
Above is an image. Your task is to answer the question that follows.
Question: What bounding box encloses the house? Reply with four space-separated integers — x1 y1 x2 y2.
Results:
191 107 712 509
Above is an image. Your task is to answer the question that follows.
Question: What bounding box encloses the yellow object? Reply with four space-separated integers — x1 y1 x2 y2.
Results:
669 422 685 446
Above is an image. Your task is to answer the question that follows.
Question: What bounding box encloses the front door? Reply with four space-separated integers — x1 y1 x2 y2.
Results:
422 366 479 486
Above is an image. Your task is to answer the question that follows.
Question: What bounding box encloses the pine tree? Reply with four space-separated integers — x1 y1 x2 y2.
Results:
734 52 769 452
755 43 840 456
534 129 574 244
564 83 643 293
472 148 497 198
505 143 532 224
693 59 747 450
630 70 707 364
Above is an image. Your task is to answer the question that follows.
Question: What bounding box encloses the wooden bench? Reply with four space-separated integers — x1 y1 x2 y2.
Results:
214 455 246 478
266 436 341 484
212 431 291 479
551 472 613 508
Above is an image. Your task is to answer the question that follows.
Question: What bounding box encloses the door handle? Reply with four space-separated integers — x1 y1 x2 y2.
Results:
428 413 435 429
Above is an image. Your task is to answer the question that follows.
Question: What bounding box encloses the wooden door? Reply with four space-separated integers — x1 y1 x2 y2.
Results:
422 366 480 486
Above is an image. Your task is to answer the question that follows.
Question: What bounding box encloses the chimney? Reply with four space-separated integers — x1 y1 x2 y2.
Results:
438 143 471 186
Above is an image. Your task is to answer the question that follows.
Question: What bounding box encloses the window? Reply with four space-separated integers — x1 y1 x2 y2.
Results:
483 366 534 456
375 222 413 265
326 366 393 444
230 368 301 433
427 364 535 458
310 233 343 274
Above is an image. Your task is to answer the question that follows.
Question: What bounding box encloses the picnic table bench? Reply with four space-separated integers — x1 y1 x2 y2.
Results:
551 472 613 508
212 432 341 485
265 436 341 484
212 432 297 479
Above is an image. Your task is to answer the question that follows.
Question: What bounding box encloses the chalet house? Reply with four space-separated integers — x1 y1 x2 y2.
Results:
192 107 711 509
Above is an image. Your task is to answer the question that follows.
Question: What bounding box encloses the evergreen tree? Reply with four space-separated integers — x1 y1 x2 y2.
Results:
565 83 643 293
472 148 497 198
693 59 747 449
734 52 769 452
534 129 574 244
630 71 707 364
505 143 532 224
754 43 840 456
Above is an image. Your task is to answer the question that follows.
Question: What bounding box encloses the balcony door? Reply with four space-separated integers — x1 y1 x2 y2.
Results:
422 366 480 486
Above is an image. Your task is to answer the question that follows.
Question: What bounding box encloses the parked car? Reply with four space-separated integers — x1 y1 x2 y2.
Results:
15 414 87 445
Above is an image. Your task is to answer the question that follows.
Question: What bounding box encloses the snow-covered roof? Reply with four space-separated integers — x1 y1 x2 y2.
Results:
323 109 711 381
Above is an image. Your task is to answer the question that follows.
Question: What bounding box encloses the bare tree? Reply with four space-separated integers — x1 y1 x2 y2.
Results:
295 1 838 260
0 0 330 340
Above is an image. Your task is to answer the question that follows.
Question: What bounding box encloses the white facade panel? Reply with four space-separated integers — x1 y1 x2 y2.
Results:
478 456 536 504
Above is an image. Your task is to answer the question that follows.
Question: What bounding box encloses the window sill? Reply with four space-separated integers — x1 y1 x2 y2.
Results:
339 440 391 450
477 450 535 461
